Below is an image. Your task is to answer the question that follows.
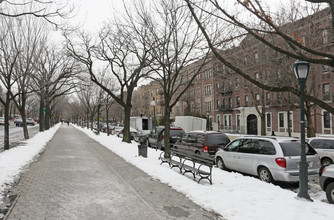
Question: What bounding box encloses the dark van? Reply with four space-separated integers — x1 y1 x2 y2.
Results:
173 131 230 155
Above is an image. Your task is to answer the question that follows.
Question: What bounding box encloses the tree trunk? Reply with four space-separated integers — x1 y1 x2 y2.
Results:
45 101 51 130
287 110 292 137
305 108 316 137
122 105 131 143
260 112 266 136
20 110 29 139
3 93 11 150
39 99 45 132
164 105 171 158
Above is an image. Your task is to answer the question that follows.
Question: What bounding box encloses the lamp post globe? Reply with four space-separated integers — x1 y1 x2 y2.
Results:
294 60 312 201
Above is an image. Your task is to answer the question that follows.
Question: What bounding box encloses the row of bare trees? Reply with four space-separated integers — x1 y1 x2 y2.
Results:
65 0 211 158
0 1 76 150
65 0 334 158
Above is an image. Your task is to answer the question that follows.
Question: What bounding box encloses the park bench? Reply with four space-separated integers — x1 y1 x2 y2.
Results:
159 148 215 184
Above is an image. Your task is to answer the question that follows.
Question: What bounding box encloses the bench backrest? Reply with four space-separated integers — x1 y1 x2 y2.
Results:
171 148 214 166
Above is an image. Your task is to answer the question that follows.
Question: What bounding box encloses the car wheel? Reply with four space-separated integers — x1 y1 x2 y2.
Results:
216 157 226 170
258 167 273 183
195 151 201 155
322 158 333 167
326 182 334 204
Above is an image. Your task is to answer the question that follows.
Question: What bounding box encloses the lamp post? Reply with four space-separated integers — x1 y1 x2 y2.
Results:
293 60 312 201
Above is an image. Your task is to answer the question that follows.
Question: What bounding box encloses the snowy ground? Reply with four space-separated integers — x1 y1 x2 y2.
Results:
1 124 333 220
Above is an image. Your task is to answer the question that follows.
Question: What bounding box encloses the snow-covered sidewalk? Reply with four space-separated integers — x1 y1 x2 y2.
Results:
1 124 333 220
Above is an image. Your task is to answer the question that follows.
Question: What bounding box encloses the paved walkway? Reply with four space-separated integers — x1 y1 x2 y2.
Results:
5 124 222 220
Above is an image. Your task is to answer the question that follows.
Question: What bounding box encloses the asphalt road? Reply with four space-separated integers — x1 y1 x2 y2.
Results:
0 124 39 152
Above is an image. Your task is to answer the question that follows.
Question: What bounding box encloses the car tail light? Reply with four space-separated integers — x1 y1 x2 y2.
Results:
275 158 286 168
204 146 208 153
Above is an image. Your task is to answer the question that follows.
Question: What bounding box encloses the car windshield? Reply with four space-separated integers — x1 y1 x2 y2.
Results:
279 141 317 156
170 129 184 136
206 134 230 145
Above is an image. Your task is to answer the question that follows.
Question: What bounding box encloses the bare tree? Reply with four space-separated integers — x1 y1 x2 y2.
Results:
0 0 73 28
66 2 153 143
139 0 211 157
0 17 20 149
31 45 78 131
185 0 334 115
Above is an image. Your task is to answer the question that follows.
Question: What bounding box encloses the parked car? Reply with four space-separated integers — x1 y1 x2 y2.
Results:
215 136 320 183
118 127 138 140
0 117 5 125
146 126 185 150
320 164 334 204
306 137 334 167
14 118 23 127
26 118 36 126
102 123 115 133
174 131 230 156
114 126 124 136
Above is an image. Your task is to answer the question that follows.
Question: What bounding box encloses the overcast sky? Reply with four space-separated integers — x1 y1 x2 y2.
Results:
69 0 127 31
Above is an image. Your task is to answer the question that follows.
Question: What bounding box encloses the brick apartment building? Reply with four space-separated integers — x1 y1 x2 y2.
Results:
173 7 334 137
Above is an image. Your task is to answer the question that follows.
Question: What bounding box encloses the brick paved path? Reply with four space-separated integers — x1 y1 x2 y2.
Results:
5 124 222 220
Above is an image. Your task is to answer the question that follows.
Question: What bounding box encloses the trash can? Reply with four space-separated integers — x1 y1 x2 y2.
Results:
138 136 148 158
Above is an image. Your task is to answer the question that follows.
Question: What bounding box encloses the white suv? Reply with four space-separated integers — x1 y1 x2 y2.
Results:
215 136 320 183
306 137 334 167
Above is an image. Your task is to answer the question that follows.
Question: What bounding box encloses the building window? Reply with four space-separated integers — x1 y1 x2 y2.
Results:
216 99 220 109
323 65 330 72
279 113 284 128
204 69 212 79
196 88 201 98
301 36 306 46
195 73 201 82
215 82 220 89
322 30 328 44
323 83 330 100
205 102 212 112
228 97 232 108
266 92 270 101
196 101 201 112
324 111 331 129
254 52 259 64
236 96 240 107
255 72 259 79
256 94 260 101
244 56 248 67
236 77 240 88
204 85 212 96
245 95 249 106
266 113 271 128
222 64 226 74
222 99 226 109
277 69 281 79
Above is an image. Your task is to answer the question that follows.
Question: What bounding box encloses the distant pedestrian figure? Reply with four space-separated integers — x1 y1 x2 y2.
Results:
67 121 69 126
271 131 276 136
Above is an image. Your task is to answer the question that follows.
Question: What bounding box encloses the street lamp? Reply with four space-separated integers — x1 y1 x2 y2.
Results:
293 60 312 201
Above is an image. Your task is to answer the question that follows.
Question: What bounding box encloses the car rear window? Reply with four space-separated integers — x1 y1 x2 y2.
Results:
279 141 317 156
206 134 230 145
170 129 185 136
